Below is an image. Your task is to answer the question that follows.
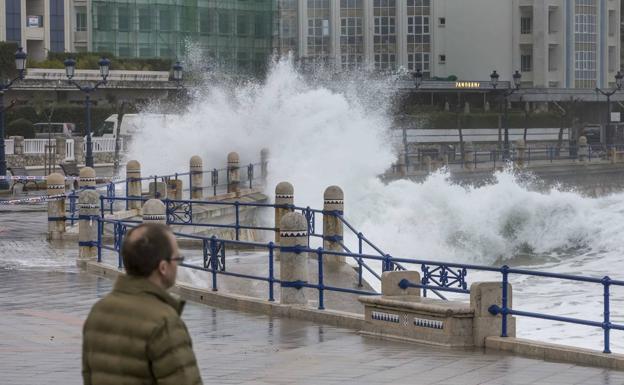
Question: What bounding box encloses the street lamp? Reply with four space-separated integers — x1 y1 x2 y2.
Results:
0 47 27 190
172 61 183 87
64 56 110 168
490 69 522 160
595 71 624 147
412 68 423 89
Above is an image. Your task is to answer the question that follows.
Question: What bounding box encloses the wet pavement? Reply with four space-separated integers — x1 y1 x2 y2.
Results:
2 207 624 384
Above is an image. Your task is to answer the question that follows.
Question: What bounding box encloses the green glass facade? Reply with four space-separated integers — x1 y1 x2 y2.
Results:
91 0 275 74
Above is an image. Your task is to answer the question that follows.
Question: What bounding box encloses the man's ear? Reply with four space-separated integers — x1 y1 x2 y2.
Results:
158 260 168 275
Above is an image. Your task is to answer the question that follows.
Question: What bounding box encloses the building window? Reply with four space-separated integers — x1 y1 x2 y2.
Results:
118 7 131 32
76 7 87 32
6 0 21 43
439 54 446 64
340 0 363 70
219 12 231 34
307 0 330 60
521 53 532 72
138 8 151 31
608 46 616 72
520 16 532 34
237 13 249 36
438 17 445 27
50 0 65 52
574 0 597 88
608 10 616 36
199 8 212 35
96 5 112 30
159 8 171 31
373 0 397 70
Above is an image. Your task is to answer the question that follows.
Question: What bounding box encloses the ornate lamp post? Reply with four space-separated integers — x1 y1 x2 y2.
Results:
491 70 522 160
172 61 183 87
64 56 110 168
0 47 27 190
595 71 624 147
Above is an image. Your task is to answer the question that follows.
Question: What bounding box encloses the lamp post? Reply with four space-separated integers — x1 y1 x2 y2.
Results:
64 56 110 168
172 61 183 87
491 70 522 160
595 71 624 147
0 47 27 190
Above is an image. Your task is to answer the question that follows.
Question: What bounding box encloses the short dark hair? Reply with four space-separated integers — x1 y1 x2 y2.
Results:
121 223 174 277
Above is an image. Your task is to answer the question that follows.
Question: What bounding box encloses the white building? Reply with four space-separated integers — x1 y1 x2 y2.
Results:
278 0 621 89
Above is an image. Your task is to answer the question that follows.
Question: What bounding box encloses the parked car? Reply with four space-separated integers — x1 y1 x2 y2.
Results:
33 122 75 139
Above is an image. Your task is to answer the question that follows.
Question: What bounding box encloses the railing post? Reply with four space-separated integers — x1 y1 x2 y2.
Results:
227 151 240 196
78 189 101 266
210 236 218 291
323 185 345 266
47 173 66 240
279 212 309 305
126 160 142 210
317 247 325 310
248 163 253 189
97 215 102 263
234 201 240 240
358 232 363 287
603 276 612 354
190 155 203 200
107 182 115 214
501 265 509 337
274 181 294 260
211 168 218 196
268 242 275 302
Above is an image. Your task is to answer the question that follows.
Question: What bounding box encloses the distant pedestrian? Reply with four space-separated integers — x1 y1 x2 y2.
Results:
82 223 202 385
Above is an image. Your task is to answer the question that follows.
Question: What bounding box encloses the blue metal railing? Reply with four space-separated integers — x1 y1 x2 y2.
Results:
94 214 624 354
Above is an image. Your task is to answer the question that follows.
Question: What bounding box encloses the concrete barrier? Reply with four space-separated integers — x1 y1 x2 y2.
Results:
78 189 101 265
227 152 240 196
143 199 166 224
126 160 142 210
323 185 345 265
190 155 203 200
274 181 294 259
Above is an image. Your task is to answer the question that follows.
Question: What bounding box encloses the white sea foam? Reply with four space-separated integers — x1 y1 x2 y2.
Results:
127 59 624 353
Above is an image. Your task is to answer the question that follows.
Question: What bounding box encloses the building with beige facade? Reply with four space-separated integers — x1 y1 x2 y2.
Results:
277 0 621 89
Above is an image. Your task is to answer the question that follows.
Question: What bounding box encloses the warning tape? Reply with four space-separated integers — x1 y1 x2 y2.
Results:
0 175 126 182
0 193 68 205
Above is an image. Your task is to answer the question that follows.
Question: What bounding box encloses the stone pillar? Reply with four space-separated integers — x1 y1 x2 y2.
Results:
514 139 525 168
323 185 345 265
142 199 167 224
463 142 474 169
396 155 406 176
126 160 142 210
381 271 421 296
190 155 203 200
227 151 240 195
470 282 516 348
73 136 85 164
260 148 269 181
275 182 294 259
610 148 618 164
47 173 66 240
148 181 167 199
167 179 183 200
78 189 101 264
578 136 588 162
279 212 309 305
13 136 24 155
56 137 67 163
79 167 96 190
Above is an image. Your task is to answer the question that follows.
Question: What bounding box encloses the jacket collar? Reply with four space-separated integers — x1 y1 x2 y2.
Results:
113 274 185 315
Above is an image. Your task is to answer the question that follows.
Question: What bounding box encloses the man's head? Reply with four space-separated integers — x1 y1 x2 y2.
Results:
121 223 181 289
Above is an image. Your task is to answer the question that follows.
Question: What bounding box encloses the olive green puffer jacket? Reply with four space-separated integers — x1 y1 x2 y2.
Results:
82 275 202 385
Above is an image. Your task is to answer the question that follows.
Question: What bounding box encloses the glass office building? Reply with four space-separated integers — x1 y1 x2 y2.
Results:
90 0 275 74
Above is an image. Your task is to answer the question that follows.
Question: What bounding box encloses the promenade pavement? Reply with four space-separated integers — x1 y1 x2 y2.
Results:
2 209 624 384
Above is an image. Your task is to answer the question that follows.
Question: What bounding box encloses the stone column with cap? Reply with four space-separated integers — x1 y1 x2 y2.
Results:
227 152 240 196
323 186 345 265
78 189 101 264
126 160 142 210
578 136 588 162
73 136 85 164
56 137 67 164
79 167 96 190
142 199 167 224
274 181 294 259
47 173 66 240
260 148 269 181
190 155 203 200
280 212 309 305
